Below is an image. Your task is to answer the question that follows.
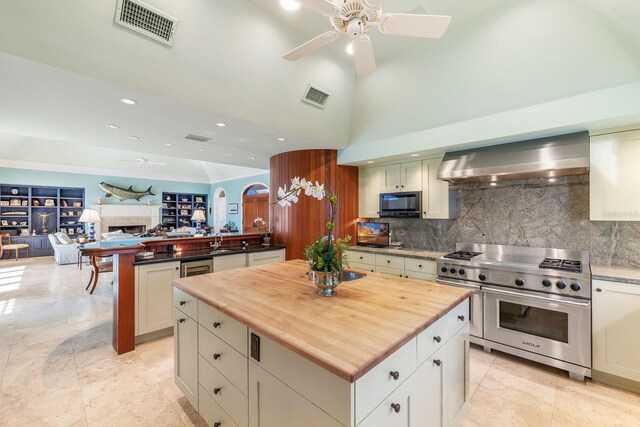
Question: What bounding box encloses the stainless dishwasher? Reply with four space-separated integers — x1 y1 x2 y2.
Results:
180 259 213 277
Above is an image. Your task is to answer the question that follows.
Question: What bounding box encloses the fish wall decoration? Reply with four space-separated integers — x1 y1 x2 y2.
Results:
99 182 155 201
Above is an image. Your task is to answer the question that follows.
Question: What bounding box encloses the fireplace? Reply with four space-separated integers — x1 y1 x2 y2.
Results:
108 225 146 234
90 205 161 240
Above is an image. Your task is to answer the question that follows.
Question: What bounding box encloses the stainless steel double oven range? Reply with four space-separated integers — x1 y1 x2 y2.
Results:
437 243 591 381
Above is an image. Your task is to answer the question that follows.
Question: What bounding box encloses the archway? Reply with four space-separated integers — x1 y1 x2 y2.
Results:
213 187 227 233
242 183 269 233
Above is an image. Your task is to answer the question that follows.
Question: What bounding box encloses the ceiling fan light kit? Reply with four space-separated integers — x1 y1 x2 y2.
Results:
283 0 452 76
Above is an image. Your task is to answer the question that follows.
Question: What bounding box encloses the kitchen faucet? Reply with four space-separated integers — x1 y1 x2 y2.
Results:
210 232 223 250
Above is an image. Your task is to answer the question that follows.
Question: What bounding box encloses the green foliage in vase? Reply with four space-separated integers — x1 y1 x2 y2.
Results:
305 234 352 273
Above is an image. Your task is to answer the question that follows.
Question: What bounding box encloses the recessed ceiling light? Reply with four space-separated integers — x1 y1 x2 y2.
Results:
119 98 137 105
105 124 120 129
277 137 286 141
249 156 256 160
346 43 354 56
411 153 420 157
196 148 206 152
367 160 375 164
225 153 233 156
489 182 497 186
128 136 140 140
165 143 173 147
216 122 227 127
280 0 301 11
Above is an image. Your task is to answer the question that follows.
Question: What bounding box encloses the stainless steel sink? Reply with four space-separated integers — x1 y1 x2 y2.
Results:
210 249 234 255
341 270 367 282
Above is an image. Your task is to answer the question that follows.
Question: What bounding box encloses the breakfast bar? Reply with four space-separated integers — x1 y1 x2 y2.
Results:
172 260 471 427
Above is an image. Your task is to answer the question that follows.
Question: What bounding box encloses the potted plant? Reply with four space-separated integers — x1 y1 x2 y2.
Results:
77 233 89 244
252 217 272 245
275 177 351 296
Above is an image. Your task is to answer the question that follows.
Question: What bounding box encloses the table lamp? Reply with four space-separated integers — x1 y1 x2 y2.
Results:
79 209 101 240
191 209 206 234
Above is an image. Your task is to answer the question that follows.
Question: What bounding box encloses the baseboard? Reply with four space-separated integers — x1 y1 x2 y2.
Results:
592 370 640 394
135 327 173 345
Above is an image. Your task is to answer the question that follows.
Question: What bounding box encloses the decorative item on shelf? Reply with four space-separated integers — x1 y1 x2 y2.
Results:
62 200 68 207
181 198 188 202
179 209 188 216
1 220 7 226
190 209 206 233
72 202 82 208
10 199 21 206
79 208 101 240
44 199 55 207
0 201 8 206
275 177 351 297
195 197 204 203
252 217 272 245
20 228 30 236
76 227 84 235
19 221 27 226
2 211 27 216
61 228 68 234
32 229 36 236
10 188 18 195
99 181 154 201
165 196 171 201
21 200 27 206
32 199 40 206
35 211 54 234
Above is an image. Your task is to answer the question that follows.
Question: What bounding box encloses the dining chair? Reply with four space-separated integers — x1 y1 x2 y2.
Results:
0 233 29 261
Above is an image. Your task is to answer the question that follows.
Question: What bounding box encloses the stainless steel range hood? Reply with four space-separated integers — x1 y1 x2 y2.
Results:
437 131 590 183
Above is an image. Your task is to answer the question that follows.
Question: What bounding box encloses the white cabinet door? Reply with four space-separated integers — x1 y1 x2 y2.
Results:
174 308 199 411
593 279 640 382
400 161 422 192
248 362 343 427
445 326 470 427
214 253 247 272
247 249 285 266
422 158 457 219
359 167 382 218
590 130 640 221
381 164 402 193
415 346 445 427
136 261 180 335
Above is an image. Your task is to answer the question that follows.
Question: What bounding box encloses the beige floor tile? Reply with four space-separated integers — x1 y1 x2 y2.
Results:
85 388 182 426
2 341 77 389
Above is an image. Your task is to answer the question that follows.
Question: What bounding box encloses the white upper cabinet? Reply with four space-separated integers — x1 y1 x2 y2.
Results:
381 161 422 193
422 158 457 219
359 166 381 218
590 129 640 221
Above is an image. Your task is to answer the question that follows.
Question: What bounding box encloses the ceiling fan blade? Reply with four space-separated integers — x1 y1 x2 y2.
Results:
362 0 384 8
146 161 167 166
297 0 341 17
352 35 376 77
117 159 139 163
378 13 451 38
283 31 340 61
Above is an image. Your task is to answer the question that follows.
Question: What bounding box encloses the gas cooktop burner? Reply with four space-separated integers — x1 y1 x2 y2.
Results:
539 258 582 273
443 251 482 261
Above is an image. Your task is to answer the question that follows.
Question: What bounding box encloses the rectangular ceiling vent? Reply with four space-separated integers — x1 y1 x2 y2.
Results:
302 84 331 109
185 134 211 143
114 0 178 46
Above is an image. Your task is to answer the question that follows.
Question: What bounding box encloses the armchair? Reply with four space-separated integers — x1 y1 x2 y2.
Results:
48 234 80 265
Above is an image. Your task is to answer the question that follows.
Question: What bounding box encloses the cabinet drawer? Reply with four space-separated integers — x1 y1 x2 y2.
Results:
199 300 248 356
350 261 375 272
173 287 197 319
375 254 405 270
199 355 248 426
416 313 448 365
404 259 436 275
445 298 470 340
247 250 285 266
358 374 417 427
199 385 241 427
199 325 248 395
355 337 417 424
349 251 376 265
375 266 405 278
214 253 247 272
405 271 436 282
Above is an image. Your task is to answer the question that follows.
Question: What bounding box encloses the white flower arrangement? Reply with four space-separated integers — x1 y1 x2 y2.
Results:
252 217 271 235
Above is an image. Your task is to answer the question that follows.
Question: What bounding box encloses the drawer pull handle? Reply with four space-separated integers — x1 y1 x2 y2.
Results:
387 260 391 263
434 336 441 343
179 301 186 306
213 322 221 328
360 256 363 260
433 359 442 366
391 403 401 413
213 387 221 395
458 315 465 321
418 264 422 268
213 353 221 360
214 423 221 427
178 318 185 323
596 288 602 292
389 370 400 380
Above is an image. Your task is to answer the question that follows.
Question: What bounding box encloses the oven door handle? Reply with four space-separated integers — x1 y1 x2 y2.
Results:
483 286 591 308
436 278 481 289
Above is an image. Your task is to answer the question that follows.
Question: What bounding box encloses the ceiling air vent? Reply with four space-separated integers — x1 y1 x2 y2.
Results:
302 84 331 109
114 0 178 46
185 134 211 143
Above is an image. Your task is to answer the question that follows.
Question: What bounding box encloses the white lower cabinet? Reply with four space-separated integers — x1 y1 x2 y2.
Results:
349 250 438 282
214 253 248 272
136 261 180 335
416 346 445 427
174 307 199 411
593 279 640 383
358 374 418 427
247 249 286 266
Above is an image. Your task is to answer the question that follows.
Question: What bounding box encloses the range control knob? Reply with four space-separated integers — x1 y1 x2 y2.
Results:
478 273 487 281
556 281 566 290
458 269 465 276
515 278 525 287
449 267 457 274
441 266 448 273
542 279 552 287
570 283 581 292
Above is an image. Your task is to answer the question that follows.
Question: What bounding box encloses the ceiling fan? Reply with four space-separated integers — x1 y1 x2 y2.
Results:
282 0 451 76
118 157 167 166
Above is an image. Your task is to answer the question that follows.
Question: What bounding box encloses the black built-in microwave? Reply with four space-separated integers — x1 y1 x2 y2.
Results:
379 191 421 218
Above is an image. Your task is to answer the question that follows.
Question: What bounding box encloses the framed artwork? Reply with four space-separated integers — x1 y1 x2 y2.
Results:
21 200 28 206
180 209 189 216
72 202 82 208
195 197 204 203
229 203 238 214
1 220 7 226
44 199 55 207
10 199 21 206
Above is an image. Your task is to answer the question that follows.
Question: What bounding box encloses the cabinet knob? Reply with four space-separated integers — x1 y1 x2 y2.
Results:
213 387 221 395
390 403 401 413
433 359 442 366
213 353 221 360
175 266 179 270
214 423 221 427
359 256 363 260
395 185 399 188
458 315 465 321
213 322 221 328
179 301 186 306
418 264 422 268
596 288 602 292
178 318 185 323
433 336 441 343
389 370 400 380
387 260 391 263
399 274 403 277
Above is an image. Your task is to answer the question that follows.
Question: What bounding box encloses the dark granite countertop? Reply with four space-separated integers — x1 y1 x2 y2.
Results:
347 246 447 261
591 265 640 286
133 245 286 266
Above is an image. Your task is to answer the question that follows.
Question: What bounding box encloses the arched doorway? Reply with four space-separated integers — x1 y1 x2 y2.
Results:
242 183 269 233
213 187 227 233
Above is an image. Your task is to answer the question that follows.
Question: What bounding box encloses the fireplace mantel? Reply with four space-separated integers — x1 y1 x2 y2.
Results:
90 204 161 239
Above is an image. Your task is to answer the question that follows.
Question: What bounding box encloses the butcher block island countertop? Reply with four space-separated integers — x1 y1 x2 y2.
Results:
172 259 470 383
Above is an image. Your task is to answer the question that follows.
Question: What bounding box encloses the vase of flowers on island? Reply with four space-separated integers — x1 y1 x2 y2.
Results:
252 217 272 245
275 177 351 297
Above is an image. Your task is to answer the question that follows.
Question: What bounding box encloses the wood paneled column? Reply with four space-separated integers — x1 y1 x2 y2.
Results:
270 150 358 260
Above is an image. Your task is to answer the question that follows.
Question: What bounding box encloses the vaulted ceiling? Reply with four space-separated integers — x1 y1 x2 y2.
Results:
0 0 639 180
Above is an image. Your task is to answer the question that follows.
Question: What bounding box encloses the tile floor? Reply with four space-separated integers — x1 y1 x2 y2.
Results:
0 257 639 426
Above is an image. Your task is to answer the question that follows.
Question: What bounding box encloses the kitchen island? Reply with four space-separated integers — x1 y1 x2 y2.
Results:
172 260 471 427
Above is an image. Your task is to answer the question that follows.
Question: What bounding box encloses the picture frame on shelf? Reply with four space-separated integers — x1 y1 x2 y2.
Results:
10 199 21 206
0 201 8 206
195 197 203 203
19 221 27 226
44 199 55 207
1 220 7 226
179 209 188 216
229 203 238 214
21 200 28 206
72 202 82 208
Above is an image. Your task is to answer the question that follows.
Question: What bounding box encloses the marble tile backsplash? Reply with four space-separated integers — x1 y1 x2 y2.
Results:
374 176 640 268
